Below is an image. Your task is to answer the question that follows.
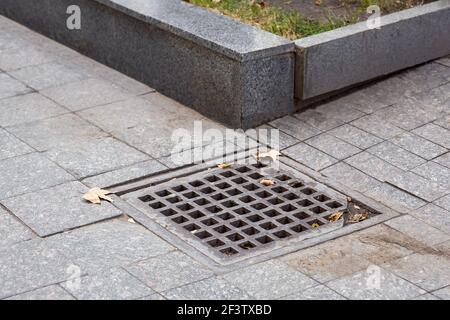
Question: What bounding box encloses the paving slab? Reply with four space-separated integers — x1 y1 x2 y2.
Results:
293 109 346 131
436 55 450 67
61 267 154 300
41 78 133 112
222 260 317 300
412 123 450 149
283 143 338 171
412 293 440 300
280 237 372 283
8 61 89 90
367 141 426 170
385 215 450 246
137 293 166 300
327 124 382 150
412 161 450 189
386 171 448 202
126 251 214 292
47 220 174 274
389 132 447 160
269 116 321 141
8 113 107 152
433 286 450 300
163 277 252 300
245 124 300 150
0 42 56 72
2 182 122 237
344 152 404 182
44 136 149 178
409 82 450 114
326 268 426 300
434 114 450 130
351 114 405 140
434 152 450 169
305 133 360 160
0 92 67 127
279 285 346 300
364 182 426 212
435 194 450 211
383 251 450 292
320 162 377 193
0 73 31 100
0 239 76 299
410 204 450 235
0 128 33 161
6 285 74 300
0 153 74 200
0 207 32 246
82 160 168 188
399 62 450 92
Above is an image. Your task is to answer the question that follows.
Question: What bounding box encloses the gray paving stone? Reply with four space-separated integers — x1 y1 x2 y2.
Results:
44 136 149 178
400 62 450 92
78 95 226 158
48 220 174 273
383 251 450 291
367 141 426 170
0 128 33 161
41 78 133 112
283 143 338 171
0 153 74 200
436 55 450 67
412 293 440 300
328 124 382 149
320 162 377 193
433 286 450 300
0 207 32 246
390 132 447 160
410 204 450 234
386 171 448 202
126 251 213 292
163 277 252 300
345 152 403 182
61 267 154 300
280 285 346 300
270 115 321 141
0 239 76 299
245 124 300 150
0 43 56 71
2 182 122 237
434 152 450 169
413 123 450 149
305 133 361 160
9 61 89 90
409 84 450 116
435 194 450 211
314 100 366 123
137 293 166 300
6 285 74 300
8 114 107 152
434 114 450 130
0 92 67 127
385 215 450 246
326 268 426 300
280 237 372 283
351 114 405 140
412 161 450 189
365 182 427 212
82 160 168 188
223 260 318 300
0 73 31 99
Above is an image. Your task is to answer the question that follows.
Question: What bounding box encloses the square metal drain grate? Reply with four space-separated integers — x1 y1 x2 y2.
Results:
122 163 348 259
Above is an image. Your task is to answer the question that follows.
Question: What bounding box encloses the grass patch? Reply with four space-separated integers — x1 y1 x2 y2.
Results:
185 0 428 40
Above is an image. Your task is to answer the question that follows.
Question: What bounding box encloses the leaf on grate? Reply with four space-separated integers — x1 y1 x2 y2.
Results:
348 213 369 223
83 187 113 204
217 163 231 169
328 211 344 222
260 179 276 186
311 223 320 228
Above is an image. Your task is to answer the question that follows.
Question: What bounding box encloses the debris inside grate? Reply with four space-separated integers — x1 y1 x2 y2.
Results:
122 163 366 259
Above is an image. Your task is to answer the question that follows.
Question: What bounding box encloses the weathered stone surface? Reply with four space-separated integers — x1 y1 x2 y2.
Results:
0 73 30 99
41 78 133 111
0 93 67 127
328 124 382 149
390 132 447 160
61 267 154 300
283 143 338 171
413 123 450 149
305 133 360 160
223 260 317 299
126 251 213 292
2 182 122 237
320 162 377 193
434 152 450 169
270 116 321 141
280 285 346 300
0 153 74 200
411 204 450 234
400 62 450 92
351 114 405 139
246 124 300 150
367 141 426 170
435 194 450 211
0 207 32 246
6 285 74 300
163 277 252 300
433 286 450 300
345 152 403 182
412 161 450 189
0 128 33 161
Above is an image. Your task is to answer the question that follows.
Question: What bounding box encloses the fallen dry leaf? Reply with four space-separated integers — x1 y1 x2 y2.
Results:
217 163 231 169
83 187 113 204
260 179 276 186
315 0 322 5
255 149 281 163
328 211 344 222
348 213 369 223
127 218 136 224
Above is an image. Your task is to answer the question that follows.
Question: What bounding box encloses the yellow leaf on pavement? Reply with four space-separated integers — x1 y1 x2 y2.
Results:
83 187 113 204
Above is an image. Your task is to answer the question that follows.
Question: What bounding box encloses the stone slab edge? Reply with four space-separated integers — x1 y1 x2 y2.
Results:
295 0 450 100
